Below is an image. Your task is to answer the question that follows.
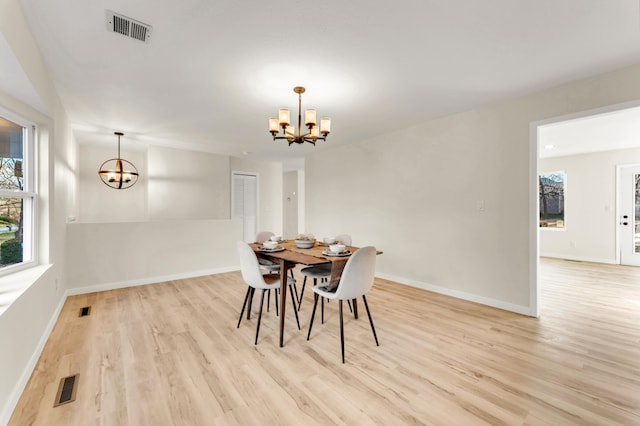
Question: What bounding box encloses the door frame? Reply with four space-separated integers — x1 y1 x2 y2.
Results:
530 98 640 318
231 170 260 243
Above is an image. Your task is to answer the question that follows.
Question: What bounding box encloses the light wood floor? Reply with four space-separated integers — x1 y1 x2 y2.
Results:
9 258 640 425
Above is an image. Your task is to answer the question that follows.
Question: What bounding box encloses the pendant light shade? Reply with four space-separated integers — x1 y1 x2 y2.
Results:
98 132 139 189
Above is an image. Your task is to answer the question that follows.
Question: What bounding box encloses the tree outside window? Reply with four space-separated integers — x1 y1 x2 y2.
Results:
539 172 565 228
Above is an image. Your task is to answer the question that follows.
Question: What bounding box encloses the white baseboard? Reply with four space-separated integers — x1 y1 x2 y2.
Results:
65 266 240 296
539 253 617 265
375 272 535 317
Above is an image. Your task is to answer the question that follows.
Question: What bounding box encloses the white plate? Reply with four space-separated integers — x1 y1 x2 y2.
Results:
322 250 352 257
258 246 285 252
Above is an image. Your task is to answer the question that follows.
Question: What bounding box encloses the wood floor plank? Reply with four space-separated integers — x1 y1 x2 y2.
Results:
8 257 640 425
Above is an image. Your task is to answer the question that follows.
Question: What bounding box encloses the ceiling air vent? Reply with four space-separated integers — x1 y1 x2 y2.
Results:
105 11 152 44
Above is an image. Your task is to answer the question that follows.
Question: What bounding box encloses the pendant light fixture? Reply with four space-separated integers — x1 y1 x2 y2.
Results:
98 131 139 189
268 86 331 146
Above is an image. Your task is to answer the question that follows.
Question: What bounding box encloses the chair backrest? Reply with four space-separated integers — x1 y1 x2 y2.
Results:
255 231 275 243
333 246 377 300
334 234 352 246
237 241 272 289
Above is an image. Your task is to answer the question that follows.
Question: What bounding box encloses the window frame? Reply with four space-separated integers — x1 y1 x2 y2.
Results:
0 107 37 275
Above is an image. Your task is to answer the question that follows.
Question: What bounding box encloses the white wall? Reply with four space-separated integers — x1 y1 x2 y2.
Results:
230 157 283 236
283 171 298 239
306 63 640 315
79 144 231 222
540 148 640 263
0 0 75 421
149 146 229 220
297 170 305 235
65 220 241 292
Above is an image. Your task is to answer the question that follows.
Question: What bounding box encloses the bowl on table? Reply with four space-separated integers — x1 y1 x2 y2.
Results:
323 237 336 245
294 239 315 249
329 244 346 254
270 235 282 242
263 241 278 249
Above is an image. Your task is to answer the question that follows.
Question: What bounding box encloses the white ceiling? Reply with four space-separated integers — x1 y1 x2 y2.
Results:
5 1 640 169
539 105 640 158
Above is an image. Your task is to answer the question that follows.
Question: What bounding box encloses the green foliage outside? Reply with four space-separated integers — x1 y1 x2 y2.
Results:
1 238 22 265
0 216 15 224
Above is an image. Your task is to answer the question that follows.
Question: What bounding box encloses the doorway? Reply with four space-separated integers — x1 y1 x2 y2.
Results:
533 100 640 317
619 164 640 266
232 172 258 243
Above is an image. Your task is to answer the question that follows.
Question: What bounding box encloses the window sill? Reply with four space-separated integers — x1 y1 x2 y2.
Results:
0 264 52 317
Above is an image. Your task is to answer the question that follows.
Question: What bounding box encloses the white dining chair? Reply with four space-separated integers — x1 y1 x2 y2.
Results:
297 233 353 315
306 246 379 363
255 231 281 274
236 241 300 344
255 231 298 311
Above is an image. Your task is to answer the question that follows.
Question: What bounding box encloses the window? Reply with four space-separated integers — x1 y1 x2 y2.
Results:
0 112 36 272
539 172 565 229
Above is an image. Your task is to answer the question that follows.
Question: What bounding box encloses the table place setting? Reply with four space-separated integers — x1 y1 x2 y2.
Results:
257 239 285 252
322 243 351 257
318 236 344 247
294 233 316 248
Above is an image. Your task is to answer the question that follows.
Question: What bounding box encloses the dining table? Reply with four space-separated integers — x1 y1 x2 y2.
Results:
251 240 366 347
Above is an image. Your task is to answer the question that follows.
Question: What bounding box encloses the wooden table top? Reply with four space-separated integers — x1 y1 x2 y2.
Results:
251 240 356 266
251 240 382 283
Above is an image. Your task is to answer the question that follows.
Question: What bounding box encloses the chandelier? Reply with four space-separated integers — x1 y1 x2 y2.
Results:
98 132 139 189
268 86 331 146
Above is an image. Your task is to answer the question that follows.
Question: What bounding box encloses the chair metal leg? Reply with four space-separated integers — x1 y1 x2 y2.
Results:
306 293 319 340
292 282 300 307
323 278 329 304
339 300 345 363
347 299 352 313
247 287 256 320
267 289 271 312
275 288 279 316
297 276 307 310
289 284 301 330
255 289 267 345
321 294 324 324
362 295 379 346
237 286 251 328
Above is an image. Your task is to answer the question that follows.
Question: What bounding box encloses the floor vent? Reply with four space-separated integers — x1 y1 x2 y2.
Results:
54 374 79 407
105 10 153 44
79 306 91 317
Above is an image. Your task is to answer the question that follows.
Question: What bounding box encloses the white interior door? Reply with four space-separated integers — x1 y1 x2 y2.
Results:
232 172 257 243
619 165 640 266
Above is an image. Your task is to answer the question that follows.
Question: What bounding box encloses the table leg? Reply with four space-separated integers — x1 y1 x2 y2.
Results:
279 259 291 347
